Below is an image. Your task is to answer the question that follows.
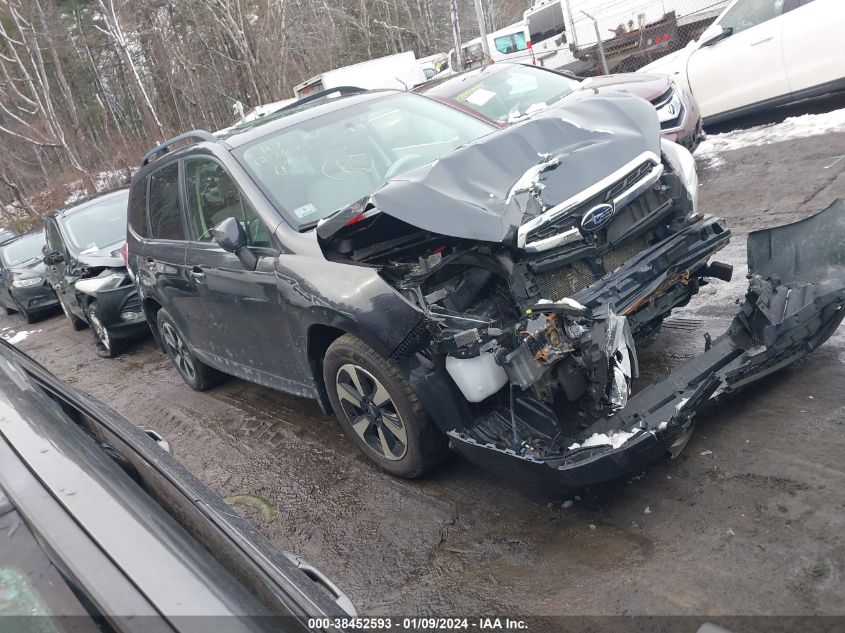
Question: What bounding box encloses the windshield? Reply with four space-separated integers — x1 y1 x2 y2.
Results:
445 66 580 124
60 193 128 253
1 233 44 267
237 92 495 228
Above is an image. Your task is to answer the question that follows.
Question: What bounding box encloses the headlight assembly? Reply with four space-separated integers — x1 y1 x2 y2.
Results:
661 138 698 215
12 276 43 288
656 86 684 125
74 271 127 296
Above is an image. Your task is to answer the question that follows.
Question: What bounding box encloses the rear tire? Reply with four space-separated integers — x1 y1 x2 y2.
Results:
157 309 224 391
87 301 126 358
323 334 448 478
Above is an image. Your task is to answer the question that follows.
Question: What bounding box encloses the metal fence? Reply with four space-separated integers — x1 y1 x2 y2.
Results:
458 0 730 76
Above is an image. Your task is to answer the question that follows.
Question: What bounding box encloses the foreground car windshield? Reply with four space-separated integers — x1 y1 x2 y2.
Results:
447 66 581 123
237 92 495 228
62 193 128 253
1 234 43 267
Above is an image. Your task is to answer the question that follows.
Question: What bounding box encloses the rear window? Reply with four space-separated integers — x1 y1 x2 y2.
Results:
147 163 185 241
527 3 566 42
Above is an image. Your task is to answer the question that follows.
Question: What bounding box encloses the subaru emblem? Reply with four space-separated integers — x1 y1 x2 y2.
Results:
581 203 615 232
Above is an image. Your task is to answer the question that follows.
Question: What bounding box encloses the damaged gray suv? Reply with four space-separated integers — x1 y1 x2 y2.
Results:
127 89 845 486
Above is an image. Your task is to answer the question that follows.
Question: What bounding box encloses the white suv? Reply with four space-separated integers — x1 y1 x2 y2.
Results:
640 0 845 123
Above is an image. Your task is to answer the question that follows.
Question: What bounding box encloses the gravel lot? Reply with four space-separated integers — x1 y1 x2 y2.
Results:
4 102 845 618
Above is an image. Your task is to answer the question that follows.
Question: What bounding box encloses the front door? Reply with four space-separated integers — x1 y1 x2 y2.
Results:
182 157 294 389
689 0 790 119
43 217 82 321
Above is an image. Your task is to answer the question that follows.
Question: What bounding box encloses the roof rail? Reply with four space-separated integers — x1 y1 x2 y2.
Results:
283 86 368 112
142 130 218 166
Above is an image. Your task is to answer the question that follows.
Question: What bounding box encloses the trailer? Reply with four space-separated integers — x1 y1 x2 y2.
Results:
523 0 729 75
294 52 427 98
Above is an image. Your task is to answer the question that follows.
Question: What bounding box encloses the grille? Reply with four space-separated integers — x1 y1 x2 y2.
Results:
603 238 648 273
535 261 598 300
534 238 649 301
526 160 656 245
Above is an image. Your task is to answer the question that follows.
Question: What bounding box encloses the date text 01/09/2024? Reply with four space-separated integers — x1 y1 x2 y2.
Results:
307 617 528 630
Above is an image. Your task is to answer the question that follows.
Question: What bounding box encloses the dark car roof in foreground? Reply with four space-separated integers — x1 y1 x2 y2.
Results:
47 187 129 221
0 340 347 627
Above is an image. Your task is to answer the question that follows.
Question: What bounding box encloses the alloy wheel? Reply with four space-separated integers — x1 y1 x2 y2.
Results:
161 321 196 382
335 363 407 461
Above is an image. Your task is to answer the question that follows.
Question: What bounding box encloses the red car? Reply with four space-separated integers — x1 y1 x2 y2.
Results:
419 62 703 150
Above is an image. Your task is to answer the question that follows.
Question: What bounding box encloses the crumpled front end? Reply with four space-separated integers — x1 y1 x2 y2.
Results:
447 200 845 487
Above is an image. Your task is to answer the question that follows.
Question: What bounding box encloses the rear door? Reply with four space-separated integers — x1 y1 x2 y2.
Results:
780 0 845 94
141 162 191 338
688 0 790 119
182 156 290 384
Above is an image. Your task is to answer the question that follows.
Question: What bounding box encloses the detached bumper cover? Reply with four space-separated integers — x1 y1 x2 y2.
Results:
449 200 845 487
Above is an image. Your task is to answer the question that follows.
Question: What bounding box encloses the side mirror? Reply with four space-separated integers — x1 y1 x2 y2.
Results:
211 217 257 270
699 25 732 47
43 251 65 266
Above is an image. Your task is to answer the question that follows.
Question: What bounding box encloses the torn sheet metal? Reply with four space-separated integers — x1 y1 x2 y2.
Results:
449 200 845 488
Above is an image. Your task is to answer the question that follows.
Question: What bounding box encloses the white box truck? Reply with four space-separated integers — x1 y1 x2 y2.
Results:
294 51 427 98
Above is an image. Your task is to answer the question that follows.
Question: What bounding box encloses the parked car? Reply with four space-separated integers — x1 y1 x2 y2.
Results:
0 339 354 628
127 90 845 487
0 227 19 244
419 62 703 149
42 189 148 357
0 231 58 323
640 0 845 124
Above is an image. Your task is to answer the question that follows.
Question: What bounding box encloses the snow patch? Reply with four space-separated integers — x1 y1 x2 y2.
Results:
3 329 40 345
568 429 637 451
695 107 845 167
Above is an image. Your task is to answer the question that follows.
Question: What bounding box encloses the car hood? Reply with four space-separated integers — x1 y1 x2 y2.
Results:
319 92 659 246
8 259 47 279
576 72 672 101
76 241 125 268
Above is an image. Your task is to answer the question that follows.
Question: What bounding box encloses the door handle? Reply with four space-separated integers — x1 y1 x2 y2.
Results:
750 36 773 46
190 266 206 283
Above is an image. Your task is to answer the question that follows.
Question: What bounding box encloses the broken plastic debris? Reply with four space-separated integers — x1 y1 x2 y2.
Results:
562 499 574 509
700 450 713 456
644 506 651 514
589 524 596 530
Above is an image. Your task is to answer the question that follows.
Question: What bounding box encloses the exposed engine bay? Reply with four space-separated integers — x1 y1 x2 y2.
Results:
316 97 845 486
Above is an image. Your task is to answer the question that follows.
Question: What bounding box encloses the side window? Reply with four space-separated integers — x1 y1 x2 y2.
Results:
147 163 185 240
45 220 64 253
184 158 270 247
718 0 785 36
127 181 149 238
494 35 515 55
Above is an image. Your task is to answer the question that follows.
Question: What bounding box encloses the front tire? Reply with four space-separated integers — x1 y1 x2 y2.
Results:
157 309 224 391
87 301 125 358
13 298 36 324
323 334 448 478
59 294 85 330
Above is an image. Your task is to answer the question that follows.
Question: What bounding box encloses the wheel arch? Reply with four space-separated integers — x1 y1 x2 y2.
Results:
142 297 165 352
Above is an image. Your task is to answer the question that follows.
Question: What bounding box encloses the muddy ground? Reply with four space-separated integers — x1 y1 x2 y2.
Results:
4 101 845 617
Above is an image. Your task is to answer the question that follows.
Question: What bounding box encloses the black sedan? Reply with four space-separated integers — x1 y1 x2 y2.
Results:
43 189 149 357
0 339 355 629
0 231 58 323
